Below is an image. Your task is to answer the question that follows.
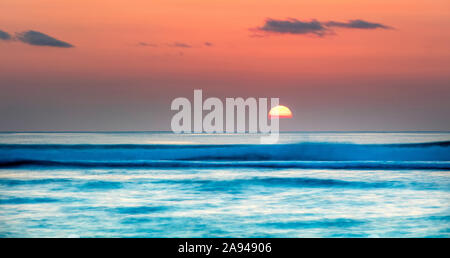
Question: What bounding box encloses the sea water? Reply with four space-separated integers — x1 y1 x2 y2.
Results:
0 132 449 237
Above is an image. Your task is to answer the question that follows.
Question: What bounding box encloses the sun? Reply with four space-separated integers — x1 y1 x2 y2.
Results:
268 105 292 119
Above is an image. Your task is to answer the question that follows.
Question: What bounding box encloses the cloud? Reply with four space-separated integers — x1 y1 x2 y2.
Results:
0 30 11 40
169 42 192 48
138 42 158 47
15 30 73 48
258 18 328 36
137 41 214 48
325 19 392 29
255 18 391 36
138 41 212 49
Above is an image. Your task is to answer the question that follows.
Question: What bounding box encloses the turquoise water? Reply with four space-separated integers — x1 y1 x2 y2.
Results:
0 132 449 237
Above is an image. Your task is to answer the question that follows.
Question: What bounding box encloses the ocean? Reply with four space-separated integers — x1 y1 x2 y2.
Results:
0 132 449 237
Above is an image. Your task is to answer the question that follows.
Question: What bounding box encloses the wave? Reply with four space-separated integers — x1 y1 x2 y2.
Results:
1 160 449 170
0 175 440 192
262 218 367 229
0 141 449 169
0 197 62 205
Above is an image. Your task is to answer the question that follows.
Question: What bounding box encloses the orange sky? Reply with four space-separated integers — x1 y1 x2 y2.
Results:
0 0 449 131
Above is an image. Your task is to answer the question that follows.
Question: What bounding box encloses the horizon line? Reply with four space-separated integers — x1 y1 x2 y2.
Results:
0 130 449 133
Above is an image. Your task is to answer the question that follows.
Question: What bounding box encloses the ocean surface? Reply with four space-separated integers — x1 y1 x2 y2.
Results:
0 132 449 237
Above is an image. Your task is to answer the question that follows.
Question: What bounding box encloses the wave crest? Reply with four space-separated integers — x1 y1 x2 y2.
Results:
1 141 449 169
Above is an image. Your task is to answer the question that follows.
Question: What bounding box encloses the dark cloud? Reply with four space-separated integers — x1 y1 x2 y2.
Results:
0 30 11 40
169 42 192 48
204 42 213 47
16 30 73 48
325 19 391 29
258 18 328 36
255 18 392 36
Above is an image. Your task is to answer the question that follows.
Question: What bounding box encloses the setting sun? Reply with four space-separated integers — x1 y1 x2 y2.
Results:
268 105 293 119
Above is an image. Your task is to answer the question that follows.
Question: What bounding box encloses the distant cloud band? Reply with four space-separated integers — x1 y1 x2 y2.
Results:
255 18 392 36
138 42 158 47
0 30 12 40
325 19 391 29
259 19 328 36
169 42 192 48
16 30 73 48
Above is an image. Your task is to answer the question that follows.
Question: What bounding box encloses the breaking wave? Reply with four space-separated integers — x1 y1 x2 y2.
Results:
0 141 449 170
